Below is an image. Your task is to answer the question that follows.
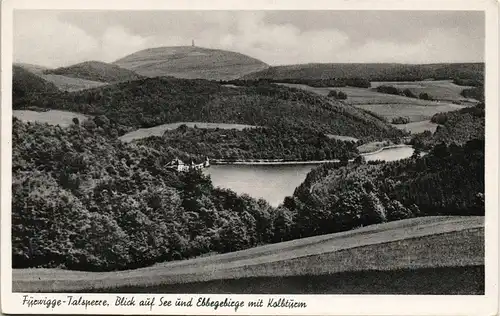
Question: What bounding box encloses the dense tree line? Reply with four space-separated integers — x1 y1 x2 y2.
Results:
273 139 484 241
391 116 411 124
138 125 359 161
453 78 483 87
12 118 280 271
243 63 484 82
13 75 405 141
328 90 348 100
375 85 432 100
222 78 371 88
460 86 484 102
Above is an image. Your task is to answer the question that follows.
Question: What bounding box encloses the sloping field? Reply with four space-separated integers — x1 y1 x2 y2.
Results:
13 110 89 127
392 120 439 134
119 122 259 142
278 83 449 106
353 103 463 123
13 216 484 293
277 83 464 122
371 80 478 103
40 74 108 91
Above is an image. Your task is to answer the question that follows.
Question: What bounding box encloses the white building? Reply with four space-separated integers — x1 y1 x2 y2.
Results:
166 157 209 172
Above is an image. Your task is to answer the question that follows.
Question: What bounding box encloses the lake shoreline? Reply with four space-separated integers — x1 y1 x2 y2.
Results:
211 144 412 166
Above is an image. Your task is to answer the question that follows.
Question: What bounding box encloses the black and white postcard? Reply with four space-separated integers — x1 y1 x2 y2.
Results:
1 0 498 315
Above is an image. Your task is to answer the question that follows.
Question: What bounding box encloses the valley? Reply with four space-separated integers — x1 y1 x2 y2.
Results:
11 45 486 295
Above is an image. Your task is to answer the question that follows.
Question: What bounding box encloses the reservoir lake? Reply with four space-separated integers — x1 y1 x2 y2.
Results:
205 145 415 207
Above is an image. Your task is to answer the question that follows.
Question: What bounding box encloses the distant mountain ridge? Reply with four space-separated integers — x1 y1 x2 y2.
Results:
243 63 484 82
113 46 269 80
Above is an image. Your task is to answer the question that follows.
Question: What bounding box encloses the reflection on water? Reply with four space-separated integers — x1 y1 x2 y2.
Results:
205 146 415 207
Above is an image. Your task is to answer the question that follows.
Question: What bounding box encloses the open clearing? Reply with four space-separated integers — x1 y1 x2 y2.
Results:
353 103 462 122
41 74 108 91
327 134 359 142
392 120 439 134
13 110 89 127
357 141 395 153
277 83 465 123
119 122 259 142
13 216 484 293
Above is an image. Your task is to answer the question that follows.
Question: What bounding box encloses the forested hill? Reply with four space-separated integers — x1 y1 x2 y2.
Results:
272 139 484 242
13 76 405 141
12 65 59 101
139 125 360 162
411 103 485 150
12 118 279 271
43 61 145 83
243 63 484 82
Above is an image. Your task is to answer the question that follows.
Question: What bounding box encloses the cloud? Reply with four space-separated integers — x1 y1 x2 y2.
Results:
99 26 152 62
14 10 484 68
14 11 97 67
14 11 154 67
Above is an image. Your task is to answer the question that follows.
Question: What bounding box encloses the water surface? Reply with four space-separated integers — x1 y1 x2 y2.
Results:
205 146 415 206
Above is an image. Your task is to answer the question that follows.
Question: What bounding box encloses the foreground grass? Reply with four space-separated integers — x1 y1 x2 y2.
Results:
13 216 483 293
104 265 484 295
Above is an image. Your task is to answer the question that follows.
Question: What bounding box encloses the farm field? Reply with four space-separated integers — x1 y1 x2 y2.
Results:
119 122 259 142
41 74 108 91
13 110 89 127
277 83 465 123
13 216 484 293
371 80 478 103
278 83 450 106
353 103 462 123
392 120 439 134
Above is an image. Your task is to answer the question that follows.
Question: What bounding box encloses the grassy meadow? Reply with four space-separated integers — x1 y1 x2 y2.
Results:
371 80 478 103
119 122 260 142
392 120 440 134
41 74 108 91
13 110 89 127
353 103 462 123
277 82 465 123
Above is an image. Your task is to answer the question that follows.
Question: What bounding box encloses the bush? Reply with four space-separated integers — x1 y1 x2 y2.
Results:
419 92 432 100
391 117 411 124
328 90 347 100
337 91 348 100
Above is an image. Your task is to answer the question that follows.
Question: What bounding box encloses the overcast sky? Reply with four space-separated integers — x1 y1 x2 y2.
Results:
14 10 484 68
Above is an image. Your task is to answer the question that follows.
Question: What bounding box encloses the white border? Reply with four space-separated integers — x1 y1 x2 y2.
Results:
1 0 498 315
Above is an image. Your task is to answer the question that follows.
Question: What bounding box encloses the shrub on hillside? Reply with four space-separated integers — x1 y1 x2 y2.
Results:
391 117 411 124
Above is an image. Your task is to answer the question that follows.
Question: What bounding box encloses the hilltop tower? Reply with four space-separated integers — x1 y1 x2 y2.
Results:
192 39 195 47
